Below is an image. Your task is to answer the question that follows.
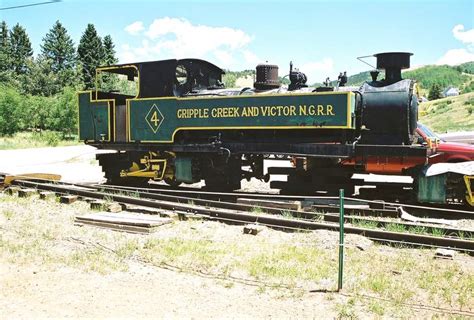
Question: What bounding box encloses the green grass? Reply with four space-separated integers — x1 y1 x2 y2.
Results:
0 131 80 150
419 92 474 132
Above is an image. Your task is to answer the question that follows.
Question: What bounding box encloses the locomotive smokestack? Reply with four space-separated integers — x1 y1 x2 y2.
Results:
373 52 412 84
254 64 280 90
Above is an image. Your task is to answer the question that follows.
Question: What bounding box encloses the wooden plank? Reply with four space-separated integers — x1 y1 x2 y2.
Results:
75 212 173 228
237 198 302 211
75 220 158 234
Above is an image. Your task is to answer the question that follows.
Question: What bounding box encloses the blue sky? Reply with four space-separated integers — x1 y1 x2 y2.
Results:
1 0 473 82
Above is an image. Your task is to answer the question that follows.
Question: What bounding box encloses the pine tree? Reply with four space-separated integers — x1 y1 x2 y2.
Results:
99 35 119 91
77 24 104 89
9 23 33 75
41 20 76 73
102 35 117 65
0 21 11 81
0 21 10 65
428 83 442 100
40 21 77 91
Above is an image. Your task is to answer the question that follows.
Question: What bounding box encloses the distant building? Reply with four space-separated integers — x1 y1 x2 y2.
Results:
420 96 428 102
443 86 460 97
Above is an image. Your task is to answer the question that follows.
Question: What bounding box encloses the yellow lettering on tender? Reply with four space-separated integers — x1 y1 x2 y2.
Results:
317 105 325 115
290 105 296 116
327 104 335 115
299 105 307 115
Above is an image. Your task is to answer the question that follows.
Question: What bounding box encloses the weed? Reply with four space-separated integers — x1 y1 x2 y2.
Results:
115 239 139 260
368 300 385 316
336 299 357 319
353 219 378 229
251 206 264 214
2 209 14 220
409 225 427 234
430 227 445 237
366 273 390 293
385 223 406 233
281 210 293 219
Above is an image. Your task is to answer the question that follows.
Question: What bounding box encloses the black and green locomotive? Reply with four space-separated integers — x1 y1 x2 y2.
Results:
78 52 473 207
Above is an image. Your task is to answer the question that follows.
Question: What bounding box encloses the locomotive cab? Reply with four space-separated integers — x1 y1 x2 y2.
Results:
96 59 225 99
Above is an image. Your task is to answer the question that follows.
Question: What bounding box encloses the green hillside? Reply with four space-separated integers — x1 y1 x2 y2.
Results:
419 92 474 132
459 61 474 74
346 63 474 96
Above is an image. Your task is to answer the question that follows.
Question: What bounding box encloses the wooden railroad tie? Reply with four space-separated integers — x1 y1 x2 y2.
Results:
18 188 36 198
39 191 56 200
243 224 263 235
90 200 123 213
6 186 21 196
60 195 78 204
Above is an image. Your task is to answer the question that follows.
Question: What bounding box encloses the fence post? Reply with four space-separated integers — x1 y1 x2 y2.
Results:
338 188 345 291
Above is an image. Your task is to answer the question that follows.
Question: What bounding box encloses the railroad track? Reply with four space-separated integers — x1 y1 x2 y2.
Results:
6 178 474 253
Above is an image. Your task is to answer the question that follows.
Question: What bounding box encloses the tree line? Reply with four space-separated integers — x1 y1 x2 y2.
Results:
0 20 117 136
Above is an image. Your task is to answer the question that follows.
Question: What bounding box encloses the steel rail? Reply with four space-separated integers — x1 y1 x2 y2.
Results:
10 179 474 252
82 183 474 239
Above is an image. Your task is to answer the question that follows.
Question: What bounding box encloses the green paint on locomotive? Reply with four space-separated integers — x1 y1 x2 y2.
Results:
78 92 111 142
128 92 355 143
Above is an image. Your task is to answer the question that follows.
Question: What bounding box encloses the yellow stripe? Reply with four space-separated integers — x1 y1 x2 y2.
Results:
77 90 113 142
127 91 354 143
132 90 351 102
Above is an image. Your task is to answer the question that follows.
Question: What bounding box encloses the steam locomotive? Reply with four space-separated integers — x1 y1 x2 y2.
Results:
78 52 473 207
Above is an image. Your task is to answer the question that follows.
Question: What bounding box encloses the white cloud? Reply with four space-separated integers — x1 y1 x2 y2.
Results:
242 50 260 65
214 50 234 66
436 48 474 65
437 24 474 66
124 21 144 35
300 58 334 83
119 17 257 70
452 24 474 45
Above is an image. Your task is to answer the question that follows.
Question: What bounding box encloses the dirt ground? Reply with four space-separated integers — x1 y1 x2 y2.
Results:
1 261 341 319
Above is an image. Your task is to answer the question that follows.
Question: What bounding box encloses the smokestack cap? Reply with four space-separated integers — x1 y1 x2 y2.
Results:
373 52 413 70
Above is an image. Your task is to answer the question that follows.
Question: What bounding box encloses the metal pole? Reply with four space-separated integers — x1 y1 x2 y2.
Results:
338 188 345 291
